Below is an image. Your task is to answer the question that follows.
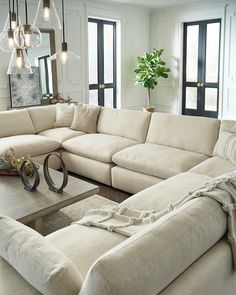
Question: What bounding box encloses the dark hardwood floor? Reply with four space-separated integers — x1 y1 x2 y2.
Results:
69 172 131 203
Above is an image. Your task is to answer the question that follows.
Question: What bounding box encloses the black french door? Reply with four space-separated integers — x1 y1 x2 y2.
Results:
88 18 117 108
182 19 221 118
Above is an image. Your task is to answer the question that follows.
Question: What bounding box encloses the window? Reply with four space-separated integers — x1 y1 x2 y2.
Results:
182 19 221 118
88 18 117 107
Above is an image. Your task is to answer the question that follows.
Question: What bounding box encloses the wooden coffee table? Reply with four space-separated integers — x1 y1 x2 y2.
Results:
0 167 99 233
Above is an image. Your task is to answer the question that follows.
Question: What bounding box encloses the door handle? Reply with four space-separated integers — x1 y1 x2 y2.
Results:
99 84 106 89
197 82 204 88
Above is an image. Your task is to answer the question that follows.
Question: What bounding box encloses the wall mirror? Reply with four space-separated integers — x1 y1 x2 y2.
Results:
9 29 58 108
28 29 58 99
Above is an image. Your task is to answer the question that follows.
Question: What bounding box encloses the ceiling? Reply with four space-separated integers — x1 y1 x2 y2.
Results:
101 0 201 9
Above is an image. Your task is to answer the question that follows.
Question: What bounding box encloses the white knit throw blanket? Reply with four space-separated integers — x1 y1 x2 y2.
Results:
75 172 236 266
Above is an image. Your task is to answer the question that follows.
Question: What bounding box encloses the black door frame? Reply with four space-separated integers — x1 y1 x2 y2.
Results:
88 18 117 108
182 19 221 118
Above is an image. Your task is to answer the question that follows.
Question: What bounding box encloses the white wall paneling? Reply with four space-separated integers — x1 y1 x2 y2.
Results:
222 3 236 119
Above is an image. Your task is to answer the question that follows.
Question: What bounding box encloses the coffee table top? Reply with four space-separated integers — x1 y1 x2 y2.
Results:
0 167 99 224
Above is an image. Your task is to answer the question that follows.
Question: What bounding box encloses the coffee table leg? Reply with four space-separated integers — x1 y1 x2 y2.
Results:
27 217 43 234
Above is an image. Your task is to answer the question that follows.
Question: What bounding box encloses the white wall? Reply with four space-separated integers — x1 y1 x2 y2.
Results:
0 0 150 111
150 0 236 119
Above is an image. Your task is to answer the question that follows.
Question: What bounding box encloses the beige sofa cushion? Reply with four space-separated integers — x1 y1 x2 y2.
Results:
190 156 236 177
0 109 35 137
28 105 56 133
147 113 220 156
220 119 236 133
55 103 76 127
97 108 151 142
39 127 85 144
63 134 137 163
159 239 236 295
213 131 236 165
122 172 212 212
47 223 125 279
0 135 60 157
80 197 227 295
112 143 208 179
71 105 101 133
0 216 82 295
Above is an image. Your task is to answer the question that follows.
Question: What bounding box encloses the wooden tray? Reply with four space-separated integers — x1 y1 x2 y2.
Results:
0 169 19 176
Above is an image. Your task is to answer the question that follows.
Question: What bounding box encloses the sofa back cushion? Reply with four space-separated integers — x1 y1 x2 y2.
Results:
28 105 56 133
0 215 82 295
147 113 220 156
213 131 236 165
97 108 151 142
80 197 227 295
0 109 35 137
71 104 101 133
55 103 76 128
220 119 236 133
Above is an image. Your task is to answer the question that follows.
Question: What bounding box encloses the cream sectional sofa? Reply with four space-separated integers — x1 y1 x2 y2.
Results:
0 105 236 193
0 105 236 294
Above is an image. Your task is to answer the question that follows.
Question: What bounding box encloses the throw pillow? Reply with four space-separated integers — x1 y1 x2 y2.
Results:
213 131 236 165
0 215 82 295
55 103 76 128
71 105 101 133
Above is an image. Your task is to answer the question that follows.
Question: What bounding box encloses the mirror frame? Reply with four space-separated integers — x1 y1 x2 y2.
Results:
40 28 58 97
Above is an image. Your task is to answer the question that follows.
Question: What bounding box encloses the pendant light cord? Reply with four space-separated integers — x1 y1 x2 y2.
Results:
12 0 15 13
62 0 65 43
9 0 12 30
16 0 19 25
25 0 28 24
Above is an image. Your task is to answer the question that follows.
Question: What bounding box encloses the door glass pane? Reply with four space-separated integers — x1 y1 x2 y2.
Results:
104 88 114 108
186 87 197 109
104 24 114 84
186 25 199 82
89 89 98 106
205 23 220 83
88 22 98 85
205 88 218 111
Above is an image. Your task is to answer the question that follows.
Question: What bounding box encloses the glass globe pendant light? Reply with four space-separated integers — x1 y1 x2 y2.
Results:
50 0 80 65
0 0 15 53
7 48 33 75
14 0 42 49
34 0 62 30
7 0 32 75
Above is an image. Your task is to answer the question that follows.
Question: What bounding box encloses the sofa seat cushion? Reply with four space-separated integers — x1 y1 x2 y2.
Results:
190 156 236 177
112 143 208 179
63 134 137 163
39 128 85 144
121 172 212 212
47 223 126 279
0 135 60 158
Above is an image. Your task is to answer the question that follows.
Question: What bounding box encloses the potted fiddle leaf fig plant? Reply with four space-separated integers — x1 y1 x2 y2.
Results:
134 48 170 112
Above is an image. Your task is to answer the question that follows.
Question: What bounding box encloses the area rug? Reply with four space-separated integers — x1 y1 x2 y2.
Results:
42 194 117 236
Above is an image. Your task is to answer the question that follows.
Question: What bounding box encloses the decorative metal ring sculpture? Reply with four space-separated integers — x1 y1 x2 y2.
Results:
43 153 68 193
19 160 40 192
